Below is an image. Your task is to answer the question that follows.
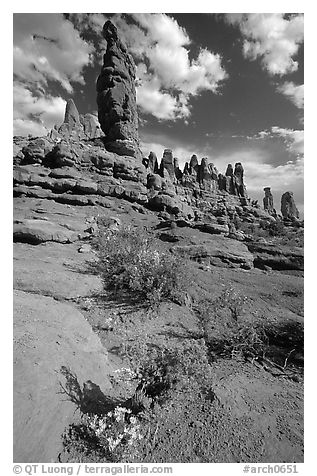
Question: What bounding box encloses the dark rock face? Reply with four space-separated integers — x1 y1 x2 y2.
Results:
263 187 275 215
217 162 247 198
160 149 175 181
281 192 299 220
233 162 247 198
174 158 183 181
21 138 52 164
148 152 159 174
198 158 218 192
225 164 234 176
96 21 140 158
189 155 199 177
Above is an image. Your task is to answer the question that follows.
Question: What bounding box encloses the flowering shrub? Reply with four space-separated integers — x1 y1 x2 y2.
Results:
63 406 142 463
196 289 269 359
94 223 188 307
84 407 142 458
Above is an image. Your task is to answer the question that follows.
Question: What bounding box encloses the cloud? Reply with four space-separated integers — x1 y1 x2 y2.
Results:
277 81 304 108
225 14 304 76
13 119 48 137
251 126 304 156
13 82 66 136
112 13 227 121
13 13 94 93
270 127 304 155
137 77 191 121
133 13 190 48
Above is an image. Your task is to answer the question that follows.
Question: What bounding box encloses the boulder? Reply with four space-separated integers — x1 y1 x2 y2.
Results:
195 221 229 235
148 193 194 218
13 219 79 244
147 173 163 191
45 142 77 168
74 180 98 195
22 138 52 164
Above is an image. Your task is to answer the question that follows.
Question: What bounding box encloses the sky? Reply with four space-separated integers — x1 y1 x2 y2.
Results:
13 12 304 214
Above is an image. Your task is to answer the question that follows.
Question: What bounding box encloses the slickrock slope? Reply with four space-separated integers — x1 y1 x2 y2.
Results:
14 290 111 463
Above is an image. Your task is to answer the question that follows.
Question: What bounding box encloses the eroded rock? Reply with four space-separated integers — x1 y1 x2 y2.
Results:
96 21 141 158
281 191 300 221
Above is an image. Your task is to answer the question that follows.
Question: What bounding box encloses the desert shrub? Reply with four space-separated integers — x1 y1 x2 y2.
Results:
93 222 188 308
119 340 213 402
259 219 286 236
196 289 269 359
62 406 142 463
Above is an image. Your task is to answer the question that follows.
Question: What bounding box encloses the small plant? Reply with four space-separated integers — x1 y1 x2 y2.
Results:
119 340 213 402
196 289 269 359
259 219 286 237
62 406 143 463
93 222 188 308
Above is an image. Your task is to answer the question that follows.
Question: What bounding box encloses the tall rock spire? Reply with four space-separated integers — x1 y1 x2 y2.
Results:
263 187 275 215
63 98 80 127
96 20 141 158
281 191 299 220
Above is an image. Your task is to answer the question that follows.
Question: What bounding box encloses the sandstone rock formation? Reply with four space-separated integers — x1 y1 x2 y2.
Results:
96 21 141 158
50 99 102 141
142 151 249 199
263 187 276 215
160 149 176 181
148 151 159 174
233 162 247 198
281 191 300 221
12 19 304 464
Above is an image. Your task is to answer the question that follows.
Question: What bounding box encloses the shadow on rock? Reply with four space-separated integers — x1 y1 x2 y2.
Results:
59 366 122 415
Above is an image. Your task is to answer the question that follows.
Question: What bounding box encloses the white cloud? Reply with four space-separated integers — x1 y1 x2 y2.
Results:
248 126 304 156
225 14 304 76
132 13 190 48
270 126 304 155
13 13 93 93
277 81 304 108
137 78 191 121
13 82 66 137
13 119 48 137
68 13 106 34
112 13 227 121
